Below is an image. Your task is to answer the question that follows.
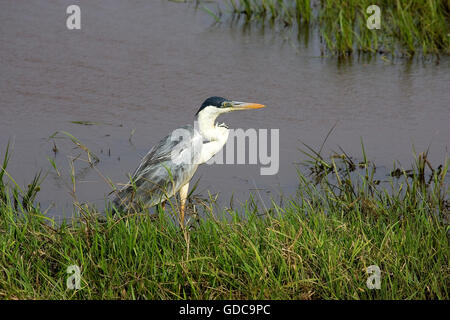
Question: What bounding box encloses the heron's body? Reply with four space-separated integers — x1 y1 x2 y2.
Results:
113 124 201 211
112 97 265 226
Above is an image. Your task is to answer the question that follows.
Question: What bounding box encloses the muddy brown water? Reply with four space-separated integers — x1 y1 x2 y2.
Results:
1 1 449 219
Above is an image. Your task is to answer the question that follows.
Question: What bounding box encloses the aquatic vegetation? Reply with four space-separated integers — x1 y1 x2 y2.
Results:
197 0 450 57
0 141 448 299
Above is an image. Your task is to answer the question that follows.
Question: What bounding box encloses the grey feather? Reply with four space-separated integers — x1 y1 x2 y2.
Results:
112 124 202 212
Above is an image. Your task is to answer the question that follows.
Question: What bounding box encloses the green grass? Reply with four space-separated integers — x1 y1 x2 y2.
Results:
0 142 448 299
198 0 450 57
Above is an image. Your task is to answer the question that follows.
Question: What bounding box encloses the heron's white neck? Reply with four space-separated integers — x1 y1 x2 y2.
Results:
196 109 230 164
197 110 226 141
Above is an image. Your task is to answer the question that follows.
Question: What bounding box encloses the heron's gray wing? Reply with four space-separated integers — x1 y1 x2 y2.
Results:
112 124 201 212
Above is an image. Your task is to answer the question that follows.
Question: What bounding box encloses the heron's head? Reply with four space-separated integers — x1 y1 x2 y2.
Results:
195 96 265 118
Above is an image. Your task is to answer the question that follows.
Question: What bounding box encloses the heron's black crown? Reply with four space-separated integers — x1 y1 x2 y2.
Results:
195 96 230 116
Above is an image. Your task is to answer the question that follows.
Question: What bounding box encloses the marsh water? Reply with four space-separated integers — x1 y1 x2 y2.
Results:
1 1 449 219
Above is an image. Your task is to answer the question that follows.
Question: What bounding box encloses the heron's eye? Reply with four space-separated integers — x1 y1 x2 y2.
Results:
222 102 232 108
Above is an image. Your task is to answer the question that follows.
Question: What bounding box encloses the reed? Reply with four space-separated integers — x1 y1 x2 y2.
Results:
201 0 450 56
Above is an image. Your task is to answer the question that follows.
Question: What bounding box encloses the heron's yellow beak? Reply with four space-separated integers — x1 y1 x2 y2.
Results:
230 101 266 111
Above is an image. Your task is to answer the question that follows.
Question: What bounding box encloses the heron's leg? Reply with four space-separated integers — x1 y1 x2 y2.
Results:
179 183 189 228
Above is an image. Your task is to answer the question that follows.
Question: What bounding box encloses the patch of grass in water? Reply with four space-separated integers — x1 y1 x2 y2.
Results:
196 0 450 57
70 121 99 126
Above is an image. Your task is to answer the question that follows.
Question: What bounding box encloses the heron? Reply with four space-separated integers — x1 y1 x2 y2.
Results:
112 96 265 226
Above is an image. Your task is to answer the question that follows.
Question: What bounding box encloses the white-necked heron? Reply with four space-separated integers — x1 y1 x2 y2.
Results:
112 96 265 226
